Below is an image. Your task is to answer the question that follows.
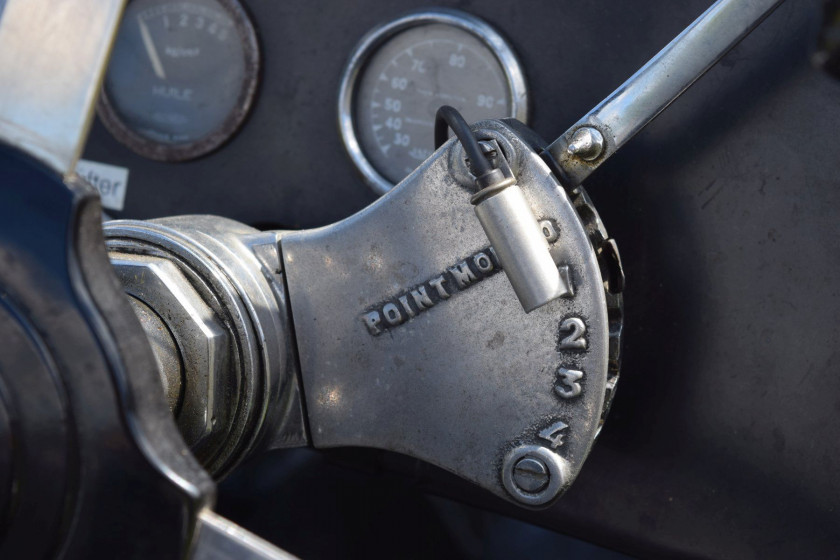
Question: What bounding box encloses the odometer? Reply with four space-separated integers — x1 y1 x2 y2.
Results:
339 10 528 195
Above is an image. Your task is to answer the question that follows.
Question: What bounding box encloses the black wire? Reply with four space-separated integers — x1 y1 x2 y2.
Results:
434 105 493 178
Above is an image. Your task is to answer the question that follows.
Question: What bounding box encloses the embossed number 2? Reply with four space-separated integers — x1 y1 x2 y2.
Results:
559 317 587 350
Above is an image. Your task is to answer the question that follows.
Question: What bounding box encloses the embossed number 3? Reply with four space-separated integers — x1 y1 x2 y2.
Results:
558 317 587 350
555 368 584 399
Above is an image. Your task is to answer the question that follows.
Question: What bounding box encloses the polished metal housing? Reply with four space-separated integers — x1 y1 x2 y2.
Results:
105 217 309 477
337 8 529 195
282 119 619 506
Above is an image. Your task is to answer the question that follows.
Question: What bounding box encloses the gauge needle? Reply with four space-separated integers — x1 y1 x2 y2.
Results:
138 18 166 80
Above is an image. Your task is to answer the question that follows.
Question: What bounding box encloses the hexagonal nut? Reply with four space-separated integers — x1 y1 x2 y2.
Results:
110 253 231 456
126 296 183 413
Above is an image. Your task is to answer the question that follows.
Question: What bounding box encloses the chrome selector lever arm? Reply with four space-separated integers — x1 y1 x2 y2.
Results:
544 0 785 187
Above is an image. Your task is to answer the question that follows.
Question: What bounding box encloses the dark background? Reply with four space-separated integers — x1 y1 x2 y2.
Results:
84 0 840 557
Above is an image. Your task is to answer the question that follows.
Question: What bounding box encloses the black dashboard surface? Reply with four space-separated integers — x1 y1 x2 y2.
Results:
84 0 724 230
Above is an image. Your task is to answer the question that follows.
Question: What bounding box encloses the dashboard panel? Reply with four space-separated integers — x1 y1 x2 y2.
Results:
83 0 687 230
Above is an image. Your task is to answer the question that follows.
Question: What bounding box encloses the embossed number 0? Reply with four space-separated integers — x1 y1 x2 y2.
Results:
559 317 587 350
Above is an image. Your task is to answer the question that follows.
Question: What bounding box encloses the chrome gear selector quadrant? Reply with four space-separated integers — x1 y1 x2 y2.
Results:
282 118 623 506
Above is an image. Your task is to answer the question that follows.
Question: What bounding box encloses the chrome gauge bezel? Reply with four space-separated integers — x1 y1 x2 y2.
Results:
338 9 529 195
97 0 260 162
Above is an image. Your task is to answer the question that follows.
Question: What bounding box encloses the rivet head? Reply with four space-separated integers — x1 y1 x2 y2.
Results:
512 456 550 493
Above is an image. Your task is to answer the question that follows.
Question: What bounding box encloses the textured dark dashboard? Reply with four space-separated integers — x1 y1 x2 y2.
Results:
84 0 726 229
85 0 840 558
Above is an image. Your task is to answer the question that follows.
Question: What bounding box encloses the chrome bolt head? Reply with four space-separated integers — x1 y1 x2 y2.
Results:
512 456 550 493
502 445 569 506
567 126 605 161
110 254 231 454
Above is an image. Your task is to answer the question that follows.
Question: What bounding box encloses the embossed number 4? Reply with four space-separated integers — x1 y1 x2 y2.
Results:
559 317 587 350
539 420 569 449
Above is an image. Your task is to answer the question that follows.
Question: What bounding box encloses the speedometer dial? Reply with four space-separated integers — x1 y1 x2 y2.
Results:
339 10 528 195
98 0 259 161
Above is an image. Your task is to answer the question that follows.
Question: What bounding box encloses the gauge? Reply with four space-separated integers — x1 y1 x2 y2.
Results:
98 0 259 161
339 9 528 195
